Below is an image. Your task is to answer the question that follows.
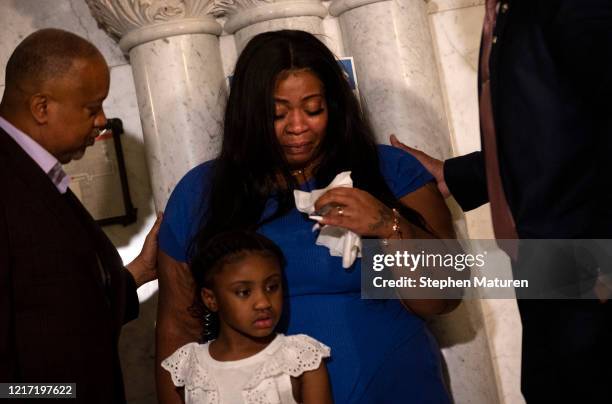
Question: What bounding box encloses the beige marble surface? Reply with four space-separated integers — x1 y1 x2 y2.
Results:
321 12 347 57
101 64 157 296
429 299 500 404
428 0 485 13
234 15 326 52
129 33 226 210
429 3 483 157
0 0 127 87
336 0 452 159
481 298 524 404
219 33 239 80
428 3 524 404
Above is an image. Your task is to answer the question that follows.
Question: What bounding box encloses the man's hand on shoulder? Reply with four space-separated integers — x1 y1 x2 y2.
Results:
126 212 163 288
390 134 450 198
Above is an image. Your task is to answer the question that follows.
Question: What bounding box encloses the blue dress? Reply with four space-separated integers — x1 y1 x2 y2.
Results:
159 145 450 403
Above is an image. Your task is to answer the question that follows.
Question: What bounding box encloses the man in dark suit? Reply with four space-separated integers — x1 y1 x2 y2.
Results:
0 29 161 403
392 0 612 402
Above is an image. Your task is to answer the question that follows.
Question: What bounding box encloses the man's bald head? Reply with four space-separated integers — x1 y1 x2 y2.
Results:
1 29 110 164
5 28 104 94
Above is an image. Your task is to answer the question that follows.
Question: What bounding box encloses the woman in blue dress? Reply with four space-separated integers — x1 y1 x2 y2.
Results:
156 30 457 404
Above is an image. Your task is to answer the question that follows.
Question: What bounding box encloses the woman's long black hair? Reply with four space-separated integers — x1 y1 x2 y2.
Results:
189 30 425 261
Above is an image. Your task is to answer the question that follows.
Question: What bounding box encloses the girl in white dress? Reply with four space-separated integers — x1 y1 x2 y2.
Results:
162 231 332 404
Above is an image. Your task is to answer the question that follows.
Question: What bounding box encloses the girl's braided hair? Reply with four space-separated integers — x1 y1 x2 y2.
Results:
190 230 286 341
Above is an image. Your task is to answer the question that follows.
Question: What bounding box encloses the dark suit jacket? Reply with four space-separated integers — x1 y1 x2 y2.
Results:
444 0 612 238
0 127 139 403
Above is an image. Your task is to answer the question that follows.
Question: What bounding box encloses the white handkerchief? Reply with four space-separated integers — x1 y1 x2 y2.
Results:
294 171 362 268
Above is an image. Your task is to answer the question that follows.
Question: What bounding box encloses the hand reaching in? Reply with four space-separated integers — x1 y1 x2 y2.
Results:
390 134 450 198
126 212 163 287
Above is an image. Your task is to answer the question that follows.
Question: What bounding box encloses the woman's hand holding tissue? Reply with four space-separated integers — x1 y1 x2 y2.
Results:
313 187 422 239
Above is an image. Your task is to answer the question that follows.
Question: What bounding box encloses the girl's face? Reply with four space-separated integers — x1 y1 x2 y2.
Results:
273 69 328 170
202 252 283 340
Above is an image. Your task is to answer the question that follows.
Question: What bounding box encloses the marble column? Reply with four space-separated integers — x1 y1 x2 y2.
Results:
213 0 328 52
330 0 451 159
86 0 226 209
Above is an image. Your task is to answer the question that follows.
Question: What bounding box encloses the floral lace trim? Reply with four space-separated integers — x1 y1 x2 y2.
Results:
162 336 330 404
161 342 219 403
244 334 331 390
244 379 282 404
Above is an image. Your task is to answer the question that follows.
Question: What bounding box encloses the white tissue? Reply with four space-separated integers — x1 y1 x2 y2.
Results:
294 171 362 268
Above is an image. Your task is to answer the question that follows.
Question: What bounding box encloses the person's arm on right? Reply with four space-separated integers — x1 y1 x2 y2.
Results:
156 251 201 404
390 135 489 212
443 151 488 211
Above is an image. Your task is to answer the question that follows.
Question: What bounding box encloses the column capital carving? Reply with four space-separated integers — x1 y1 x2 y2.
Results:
329 0 389 17
85 0 222 52
212 0 327 34
211 0 273 17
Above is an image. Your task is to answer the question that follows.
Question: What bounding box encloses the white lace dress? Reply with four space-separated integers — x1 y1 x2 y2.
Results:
161 334 330 404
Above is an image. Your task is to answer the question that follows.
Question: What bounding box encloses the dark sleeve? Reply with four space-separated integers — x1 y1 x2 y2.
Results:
553 0 612 97
443 151 489 211
121 267 139 324
0 199 15 379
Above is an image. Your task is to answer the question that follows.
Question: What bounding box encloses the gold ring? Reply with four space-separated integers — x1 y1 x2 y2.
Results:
336 206 344 216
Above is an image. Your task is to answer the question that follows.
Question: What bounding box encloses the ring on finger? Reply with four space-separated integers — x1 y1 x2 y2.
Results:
336 206 344 216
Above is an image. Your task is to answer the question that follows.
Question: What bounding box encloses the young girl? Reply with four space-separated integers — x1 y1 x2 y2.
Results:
162 231 332 404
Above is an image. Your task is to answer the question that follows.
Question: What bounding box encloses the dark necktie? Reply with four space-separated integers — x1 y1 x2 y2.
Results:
480 0 518 258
